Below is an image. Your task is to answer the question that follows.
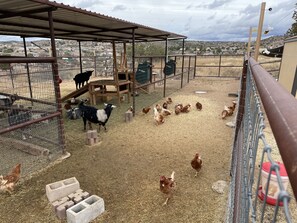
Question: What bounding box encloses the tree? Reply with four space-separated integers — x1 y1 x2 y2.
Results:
286 4 297 37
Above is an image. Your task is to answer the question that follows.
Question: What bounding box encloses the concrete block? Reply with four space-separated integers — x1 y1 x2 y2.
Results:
93 138 98 144
68 189 90 204
91 130 98 139
86 138 94 146
86 130 93 139
86 130 97 139
67 189 84 200
46 177 80 202
125 111 133 122
66 195 105 223
56 200 75 219
52 196 70 212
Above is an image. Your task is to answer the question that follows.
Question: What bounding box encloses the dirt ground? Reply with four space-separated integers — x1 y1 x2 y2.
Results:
0 77 240 223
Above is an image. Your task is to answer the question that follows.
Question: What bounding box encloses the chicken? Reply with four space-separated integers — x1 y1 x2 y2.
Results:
127 105 134 113
161 108 172 116
221 109 229 119
181 103 192 113
221 105 233 119
160 171 176 205
191 153 202 177
0 163 21 194
174 103 183 115
142 106 151 114
196 102 202 110
155 104 162 113
153 107 165 125
228 101 237 112
166 97 173 104
64 102 72 110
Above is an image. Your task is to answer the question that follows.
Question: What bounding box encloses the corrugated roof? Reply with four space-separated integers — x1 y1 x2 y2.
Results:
0 0 187 42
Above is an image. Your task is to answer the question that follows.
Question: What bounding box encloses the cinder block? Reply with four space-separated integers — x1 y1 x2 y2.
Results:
93 138 98 144
52 196 70 212
46 177 80 202
87 130 93 139
56 200 75 219
125 111 133 122
86 138 94 146
66 195 105 223
68 189 84 200
68 189 90 204
91 130 98 139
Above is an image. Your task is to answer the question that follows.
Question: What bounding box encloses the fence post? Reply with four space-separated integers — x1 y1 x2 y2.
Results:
94 55 97 77
218 55 222 77
187 56 191 83
194 55 197 78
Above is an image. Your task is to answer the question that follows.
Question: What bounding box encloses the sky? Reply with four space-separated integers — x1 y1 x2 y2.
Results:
52 0 296 42
0 0 296 42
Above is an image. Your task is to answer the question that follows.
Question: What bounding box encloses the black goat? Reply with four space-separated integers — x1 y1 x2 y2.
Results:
73 70 94 89
78 101 116 132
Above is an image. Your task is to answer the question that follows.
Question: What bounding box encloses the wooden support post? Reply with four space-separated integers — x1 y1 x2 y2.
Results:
254 2 266 61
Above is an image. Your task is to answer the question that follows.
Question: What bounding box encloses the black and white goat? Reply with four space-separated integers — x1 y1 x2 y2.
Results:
78 101 116 132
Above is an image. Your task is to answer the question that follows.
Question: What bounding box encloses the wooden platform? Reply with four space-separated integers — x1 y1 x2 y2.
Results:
88 79 131 105
61 84 89 102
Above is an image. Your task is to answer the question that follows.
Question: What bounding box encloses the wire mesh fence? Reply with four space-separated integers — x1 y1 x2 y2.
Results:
227 58 296 222
0 61 64 179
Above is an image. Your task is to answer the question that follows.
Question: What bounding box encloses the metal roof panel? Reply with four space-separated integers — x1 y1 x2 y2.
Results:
0 0 186 42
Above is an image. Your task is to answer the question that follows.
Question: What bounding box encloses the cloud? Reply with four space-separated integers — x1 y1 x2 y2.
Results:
112 4 127 12
76 0 102 9
207 13 217 20
206 0 232 9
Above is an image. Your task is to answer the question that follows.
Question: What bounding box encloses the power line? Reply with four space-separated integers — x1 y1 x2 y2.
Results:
271 7 296 28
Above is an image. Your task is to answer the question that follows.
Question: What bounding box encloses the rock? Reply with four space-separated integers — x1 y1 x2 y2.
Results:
212 180 227 194
226 122 235 128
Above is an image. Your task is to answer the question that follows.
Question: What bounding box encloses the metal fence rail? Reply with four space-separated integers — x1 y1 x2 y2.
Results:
228 57 297 222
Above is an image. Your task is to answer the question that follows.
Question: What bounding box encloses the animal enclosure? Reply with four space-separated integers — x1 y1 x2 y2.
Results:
0 60 64 177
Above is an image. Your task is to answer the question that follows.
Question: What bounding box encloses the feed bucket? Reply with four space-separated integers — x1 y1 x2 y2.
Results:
258 162 289 206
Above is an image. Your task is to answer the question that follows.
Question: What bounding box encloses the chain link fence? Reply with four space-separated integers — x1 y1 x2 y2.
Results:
227 57 297 222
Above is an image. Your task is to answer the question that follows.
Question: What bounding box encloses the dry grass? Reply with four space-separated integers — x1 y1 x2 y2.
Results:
1 74 293 223
0 77 239 223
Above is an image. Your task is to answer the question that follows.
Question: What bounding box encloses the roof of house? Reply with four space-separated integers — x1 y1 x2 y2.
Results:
0 0 187 42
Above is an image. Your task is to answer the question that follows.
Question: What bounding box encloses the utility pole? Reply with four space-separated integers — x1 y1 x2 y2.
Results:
254 2 266 61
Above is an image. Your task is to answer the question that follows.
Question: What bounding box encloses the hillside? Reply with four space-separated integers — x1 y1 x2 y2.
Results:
0 35 285 58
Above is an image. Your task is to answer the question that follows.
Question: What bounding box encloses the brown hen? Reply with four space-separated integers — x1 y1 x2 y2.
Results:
191 153 202 177
160 171 176 205
142 107 151 114
0 163 21 194
196 102 202 110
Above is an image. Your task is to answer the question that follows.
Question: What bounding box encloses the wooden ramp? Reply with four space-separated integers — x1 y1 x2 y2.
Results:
61 84 89 102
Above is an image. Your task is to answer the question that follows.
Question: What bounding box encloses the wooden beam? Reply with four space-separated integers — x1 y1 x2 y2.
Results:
254 2 266 61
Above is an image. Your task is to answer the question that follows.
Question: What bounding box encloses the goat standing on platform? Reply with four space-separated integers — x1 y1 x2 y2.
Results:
73 70 94 89
79 101 116 132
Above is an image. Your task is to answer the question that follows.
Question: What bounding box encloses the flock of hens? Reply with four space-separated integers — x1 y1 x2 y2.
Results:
135 97 236 205
0 97 236 207
140 97 203 126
